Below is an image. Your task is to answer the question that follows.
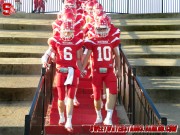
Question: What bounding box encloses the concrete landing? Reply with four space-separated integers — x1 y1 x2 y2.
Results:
0 75 40 101
139 76 180 90
0 101 31 135
128 58 180 66
122 45 180 58
0 44 48 57
155 103 180 125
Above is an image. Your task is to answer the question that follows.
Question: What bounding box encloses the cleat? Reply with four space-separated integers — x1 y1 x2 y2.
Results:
94 117 103 125
90 94 94 98
103 118 113 125
65 122 73 132
73 101 80 106
58 117 65 125
73 98 80 106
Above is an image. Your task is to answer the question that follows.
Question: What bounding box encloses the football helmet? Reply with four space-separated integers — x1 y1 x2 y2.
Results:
85 1 94 15
93 3 103 14
94 16 110 37
60 21 74 41
64 0 76 8
62 12 75 23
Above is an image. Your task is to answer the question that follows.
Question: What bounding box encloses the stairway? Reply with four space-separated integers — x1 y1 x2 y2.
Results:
0 12 180 134
44 87 122 135
110 13 180 129
0 13 53 135
0 13 126 135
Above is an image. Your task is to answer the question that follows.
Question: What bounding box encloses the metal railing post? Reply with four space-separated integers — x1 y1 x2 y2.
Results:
132 67 136 124
127 0 129 14
162 0 164 13
24 115 31 135
41 67 46 135
161 117 167 125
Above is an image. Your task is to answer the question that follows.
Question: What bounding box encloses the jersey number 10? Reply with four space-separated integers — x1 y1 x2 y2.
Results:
97 46 111 61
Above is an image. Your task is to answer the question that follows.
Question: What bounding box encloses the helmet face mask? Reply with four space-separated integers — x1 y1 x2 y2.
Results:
95 18 110 37
64 0 76 8
60 21 74 41
95 27 109 37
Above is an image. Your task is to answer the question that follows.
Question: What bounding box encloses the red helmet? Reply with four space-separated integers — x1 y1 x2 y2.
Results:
93 10 105 21
102 14 112 28
93 3 103 11
62 12 75 23
81 1 88 10
64 0 76 8
94 16 110 37
62 7 73 14
60 21 74 41
86 1 94 15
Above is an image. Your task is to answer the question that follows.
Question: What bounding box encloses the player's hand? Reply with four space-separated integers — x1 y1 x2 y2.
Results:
80 70 87 78
115 70 122 79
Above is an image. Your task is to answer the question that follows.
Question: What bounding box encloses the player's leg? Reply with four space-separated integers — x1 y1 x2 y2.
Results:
57 86 66 125
92 74 103 124
42 0 45 13
56 73 66 125
73 77 80 106
103 69 117 125
65 85 76 132
33 0 38 13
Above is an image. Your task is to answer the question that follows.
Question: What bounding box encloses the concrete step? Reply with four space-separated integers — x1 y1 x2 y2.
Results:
0 75 40 101
139 76 180 103
0 44 48 58
0 17 54 31
0 58 42 75
155 103 180 127
1 30 180 45
1 12 179 20
122 45 180 58
109 13 180 19
121 31 180 45
0 12 57 20
0 101 31 135
128 58 180 76
0 30 51 45
112 18 180 31
1 17 180 31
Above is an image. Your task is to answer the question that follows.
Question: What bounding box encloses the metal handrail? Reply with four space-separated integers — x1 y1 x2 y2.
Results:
24 64 54 135
118 46 167 126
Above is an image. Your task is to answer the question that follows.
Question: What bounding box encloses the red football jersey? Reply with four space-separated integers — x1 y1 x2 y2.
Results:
74 14 85 30
48 36 84 69
84 36 120 69
86 24 121 39
109 24 121 38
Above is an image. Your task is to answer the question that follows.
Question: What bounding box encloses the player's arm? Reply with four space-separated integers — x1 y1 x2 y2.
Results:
113 46 121 78
41 46 55 68
76 49 83 71
82 49 92 70
80 49 92 77
41 37 57 67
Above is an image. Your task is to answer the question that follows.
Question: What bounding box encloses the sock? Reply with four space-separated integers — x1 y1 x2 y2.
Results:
96 110 102 118
106 109 113 119
60 112 64 118
66 115 72 123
